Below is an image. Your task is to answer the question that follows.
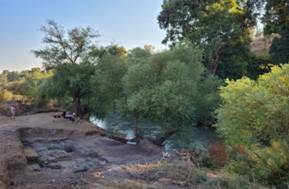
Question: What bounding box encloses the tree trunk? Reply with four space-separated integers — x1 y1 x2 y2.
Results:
211 62 218 75
210 44 222 75
75 96 81 116
134 115 140 139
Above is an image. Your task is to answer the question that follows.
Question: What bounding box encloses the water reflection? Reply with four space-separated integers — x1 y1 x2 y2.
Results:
89 116 136 140
89 114 218 151
89 117 106 129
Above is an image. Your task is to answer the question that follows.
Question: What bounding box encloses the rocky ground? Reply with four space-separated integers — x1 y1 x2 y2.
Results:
2 113 220 189
0 113 166 189
0 113 268 189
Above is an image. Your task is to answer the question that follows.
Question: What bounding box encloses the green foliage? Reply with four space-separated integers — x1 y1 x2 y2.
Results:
123 43 203 127
216 64 289 187
195 75 222 127
121 42 221 141
263 0 289 63
41 62 95 114
33 20 99 69
33 21 101 114
247 54 273 80
0 68 52 105
158 0 261 79
0 89 14 102
89 54 127 118
7 71 20 82
269 33 289 64
20 68 53 103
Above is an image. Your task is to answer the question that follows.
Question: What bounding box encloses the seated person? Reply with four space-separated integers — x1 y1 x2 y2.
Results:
63 111 78 122
53 112 62 118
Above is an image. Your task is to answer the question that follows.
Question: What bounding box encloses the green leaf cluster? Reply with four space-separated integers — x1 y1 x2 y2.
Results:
158 0 260 79
121 42 221 137
216 64 289 187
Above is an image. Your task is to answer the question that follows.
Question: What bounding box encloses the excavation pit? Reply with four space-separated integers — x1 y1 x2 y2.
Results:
0 114 162 189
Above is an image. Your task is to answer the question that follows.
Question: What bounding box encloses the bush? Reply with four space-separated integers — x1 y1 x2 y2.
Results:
121 42 222 143
0 89 14 101
216 64 289 188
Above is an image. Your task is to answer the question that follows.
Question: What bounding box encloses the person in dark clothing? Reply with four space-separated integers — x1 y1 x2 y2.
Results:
53 111 79 123
63 111 78 122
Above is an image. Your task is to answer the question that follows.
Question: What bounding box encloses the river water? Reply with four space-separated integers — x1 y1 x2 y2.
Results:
89 116 136 140
89 114 218 151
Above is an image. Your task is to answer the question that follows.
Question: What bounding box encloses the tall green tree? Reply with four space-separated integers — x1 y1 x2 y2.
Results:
263 0 289 63
41 63 95 114
33 21 99 114
33 20 99 69
158 0 261 79
19 68 53 106
121 42 220 143
89 53 127 118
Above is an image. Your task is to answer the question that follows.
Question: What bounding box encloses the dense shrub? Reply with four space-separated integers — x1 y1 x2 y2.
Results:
120 42 221 143
0 68 53 106
216 64 289 187
0 89 14 102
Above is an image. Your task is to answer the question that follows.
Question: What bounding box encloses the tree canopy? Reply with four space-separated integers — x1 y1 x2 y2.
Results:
263 0 289 63
33 21 100 115
158 0 262 79
33 20 99 69
119 42 220 143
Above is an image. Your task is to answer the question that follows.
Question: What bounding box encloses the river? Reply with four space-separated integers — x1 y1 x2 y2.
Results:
89 114 218 151
89 116 136 140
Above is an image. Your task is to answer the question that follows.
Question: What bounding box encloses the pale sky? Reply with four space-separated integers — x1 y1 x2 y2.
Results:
0 0 166 71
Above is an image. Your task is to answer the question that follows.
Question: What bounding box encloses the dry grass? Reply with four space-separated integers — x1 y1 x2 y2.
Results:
95 158 270 189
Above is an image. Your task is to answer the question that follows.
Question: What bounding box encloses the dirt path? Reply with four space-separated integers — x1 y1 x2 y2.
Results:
0 113 163 189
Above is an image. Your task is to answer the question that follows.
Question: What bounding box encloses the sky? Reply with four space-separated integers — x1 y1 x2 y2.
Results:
0 0 166 71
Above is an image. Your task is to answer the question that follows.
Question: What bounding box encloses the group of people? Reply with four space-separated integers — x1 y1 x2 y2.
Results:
53 111 79 122
7 104 79 123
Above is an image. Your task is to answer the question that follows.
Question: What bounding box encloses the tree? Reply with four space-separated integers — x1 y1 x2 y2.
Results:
33 20 99 69
121 42 220 144
263 0 289 63
41 62 95 115
20 68 53 106
33 21 99 114
0 89 14 102
158 0 261 79
7 71 20 82
216 64 289 187
0 68 52 104
0 70 8 85
89 53 127 118
246 53 273 79
194 75 222 127
105 45 127 58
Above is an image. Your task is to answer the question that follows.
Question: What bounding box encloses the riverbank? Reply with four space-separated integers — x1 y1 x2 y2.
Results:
0 113 162 189
0 113 268 189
